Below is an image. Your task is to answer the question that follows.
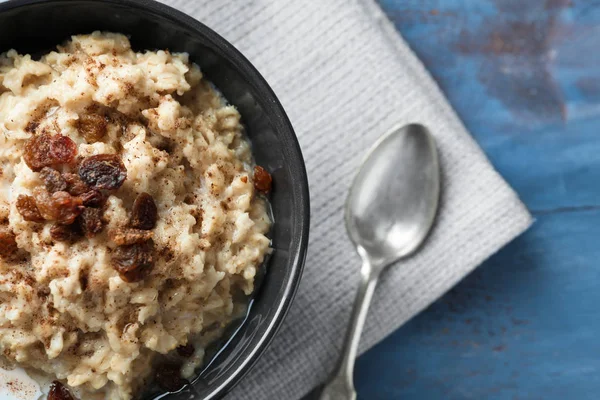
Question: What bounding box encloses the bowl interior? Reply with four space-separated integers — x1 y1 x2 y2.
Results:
0 0 309 398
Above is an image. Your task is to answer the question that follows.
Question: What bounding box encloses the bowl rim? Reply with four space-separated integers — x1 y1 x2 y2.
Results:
0 0 311 398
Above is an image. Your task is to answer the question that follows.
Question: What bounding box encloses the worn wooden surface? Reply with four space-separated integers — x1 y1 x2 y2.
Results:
355 1 600 399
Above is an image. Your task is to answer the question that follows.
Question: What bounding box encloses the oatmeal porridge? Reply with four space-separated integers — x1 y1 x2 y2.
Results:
0 32 272 399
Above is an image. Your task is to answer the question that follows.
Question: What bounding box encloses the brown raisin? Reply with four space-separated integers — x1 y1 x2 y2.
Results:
77 113 108 143
37 286 51 298
52 192 84 225
34 189 83 225
16 195 44 222
109 228 153 246
34 189 56 217
63 173 90 196
39 167 67 192
0 227 17 257
112 241 154 282
154 363 187 392
130 192 157 230
50 223 82 242
80 189 104 207
23 133 77 172
47 380 76 400
177 343 195 357
25 121 39 133
79 154 127 190
253 166 272 194
78 208 103 238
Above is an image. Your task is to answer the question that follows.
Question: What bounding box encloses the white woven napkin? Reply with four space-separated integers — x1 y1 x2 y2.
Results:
154 0 533 398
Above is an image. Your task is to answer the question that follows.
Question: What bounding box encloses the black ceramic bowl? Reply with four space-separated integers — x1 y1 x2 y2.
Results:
0 0 309 398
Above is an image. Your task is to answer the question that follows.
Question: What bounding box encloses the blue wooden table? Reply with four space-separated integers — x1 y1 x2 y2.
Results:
355 1 600 399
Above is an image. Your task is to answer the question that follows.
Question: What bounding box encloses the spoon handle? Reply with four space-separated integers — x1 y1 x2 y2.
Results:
320 258 378 400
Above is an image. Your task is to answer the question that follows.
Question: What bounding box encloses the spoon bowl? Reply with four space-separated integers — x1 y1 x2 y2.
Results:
345 123 440 270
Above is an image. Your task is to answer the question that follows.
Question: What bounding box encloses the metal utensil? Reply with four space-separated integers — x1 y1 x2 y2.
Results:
320 124 440 400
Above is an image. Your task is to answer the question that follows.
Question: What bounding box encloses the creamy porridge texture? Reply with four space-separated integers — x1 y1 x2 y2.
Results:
0 32 272 400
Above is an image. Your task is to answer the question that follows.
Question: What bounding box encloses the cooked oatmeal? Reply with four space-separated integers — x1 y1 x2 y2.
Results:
0 32 271 400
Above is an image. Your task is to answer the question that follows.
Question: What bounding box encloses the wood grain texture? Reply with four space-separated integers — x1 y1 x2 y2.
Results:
355 1 600 399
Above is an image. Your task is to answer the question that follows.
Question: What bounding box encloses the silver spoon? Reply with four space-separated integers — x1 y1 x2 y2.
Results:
320 124 440 400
